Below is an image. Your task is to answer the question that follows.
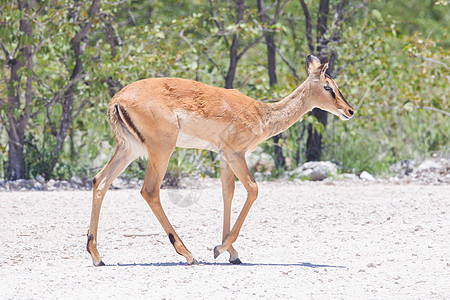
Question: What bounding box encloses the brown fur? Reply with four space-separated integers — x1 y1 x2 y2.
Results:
86 55 354 266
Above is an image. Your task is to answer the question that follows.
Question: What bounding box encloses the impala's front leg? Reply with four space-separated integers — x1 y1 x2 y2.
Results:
220 158 241 264
214 155 258 260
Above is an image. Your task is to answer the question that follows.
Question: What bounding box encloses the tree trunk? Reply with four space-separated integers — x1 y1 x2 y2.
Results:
305 57 338 161
225 35 240 89
305 109 328 161
257 0 287 170
265 31 277 86
46 0 100 178
7 138 25 180
267 31 285 169
224 0 244 89
305 0 329 161
305 0 347 161
4 0 34 180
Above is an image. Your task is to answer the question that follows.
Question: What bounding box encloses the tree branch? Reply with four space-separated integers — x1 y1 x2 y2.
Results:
329 0 346 44
205 49 224 75
179 29 194 49
414 105 450 117
209 0 229 46
71 0 100 46
412 54 449 70
271 0 289 25
100 14 118 58
46 109 57 137
237 34 263 60
45 73 86 108
11 34 22 58
299 0 314 53
355 72 383 109
0 96 6 126
274 45 302 81
1 41 10 58
316 0 330 58
257 0 268 23
73 98 89 120
336 46 381 73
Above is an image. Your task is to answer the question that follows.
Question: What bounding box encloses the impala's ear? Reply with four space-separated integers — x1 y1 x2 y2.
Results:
306 55 321 76
320 62 329 79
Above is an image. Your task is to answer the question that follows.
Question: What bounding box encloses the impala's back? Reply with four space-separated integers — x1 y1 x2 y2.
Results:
108 77 266 153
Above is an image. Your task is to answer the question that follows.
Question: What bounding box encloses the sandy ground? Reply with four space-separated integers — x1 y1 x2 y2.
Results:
0 180 449 299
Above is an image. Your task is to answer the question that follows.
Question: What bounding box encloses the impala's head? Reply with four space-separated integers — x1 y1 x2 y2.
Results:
306 55 354 120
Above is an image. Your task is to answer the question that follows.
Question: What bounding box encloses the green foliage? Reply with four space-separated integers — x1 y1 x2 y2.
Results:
0 0 448 181
321 3 449 175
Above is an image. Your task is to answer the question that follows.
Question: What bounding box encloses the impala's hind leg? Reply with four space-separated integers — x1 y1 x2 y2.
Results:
220 158 241 264
140 142 197 265
87 144 137 266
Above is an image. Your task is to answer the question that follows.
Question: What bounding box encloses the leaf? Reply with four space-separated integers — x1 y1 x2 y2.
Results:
371 9 383 22
403 102 414 112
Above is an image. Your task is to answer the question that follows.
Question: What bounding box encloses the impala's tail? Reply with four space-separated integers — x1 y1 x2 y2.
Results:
107 103 148 157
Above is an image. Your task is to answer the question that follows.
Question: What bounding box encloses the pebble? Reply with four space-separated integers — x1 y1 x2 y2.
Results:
360 171 375 181
414 225 423 232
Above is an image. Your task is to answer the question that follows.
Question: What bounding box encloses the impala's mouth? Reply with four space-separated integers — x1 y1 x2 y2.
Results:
338 109 352 121
340 113 349 120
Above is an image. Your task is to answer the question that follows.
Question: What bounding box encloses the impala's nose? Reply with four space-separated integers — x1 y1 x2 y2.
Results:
338 108 354 120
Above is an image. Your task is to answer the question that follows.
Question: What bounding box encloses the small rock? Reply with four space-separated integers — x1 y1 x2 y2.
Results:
35 175 45 184
34 182 45 191
417 160 442 171
360 171 375 181
9 179 23 189
59 181 70 189
367 262 376 268
84 180 93 189
246 148 275 172
6 182 16 190
291 161 338 181
70 176 84 186
389 160 414 176
336 173 360 181
414 225 423 232
389 158 450 185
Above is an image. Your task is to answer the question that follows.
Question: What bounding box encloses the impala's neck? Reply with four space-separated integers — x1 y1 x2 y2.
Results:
263 80 313 138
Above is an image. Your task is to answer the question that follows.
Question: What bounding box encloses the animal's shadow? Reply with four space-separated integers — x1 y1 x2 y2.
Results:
111 261 346 268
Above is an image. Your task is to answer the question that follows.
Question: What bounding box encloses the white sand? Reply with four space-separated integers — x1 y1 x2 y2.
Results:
1 180 449 299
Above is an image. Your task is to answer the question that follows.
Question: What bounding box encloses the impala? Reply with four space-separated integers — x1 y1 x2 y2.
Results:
87 55 354 266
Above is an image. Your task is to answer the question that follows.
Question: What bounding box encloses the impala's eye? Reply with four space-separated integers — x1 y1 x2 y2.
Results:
324 85 336 98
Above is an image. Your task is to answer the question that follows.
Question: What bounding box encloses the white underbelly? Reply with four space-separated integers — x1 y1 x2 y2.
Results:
176 132 219 152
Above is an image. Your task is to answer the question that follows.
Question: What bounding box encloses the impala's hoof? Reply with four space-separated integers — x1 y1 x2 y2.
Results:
229 258 242 265
188 258 199 265
213 246 220 259
94 261 105 266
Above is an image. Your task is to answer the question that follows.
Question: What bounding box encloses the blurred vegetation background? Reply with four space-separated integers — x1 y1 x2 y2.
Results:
0 0 448 182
